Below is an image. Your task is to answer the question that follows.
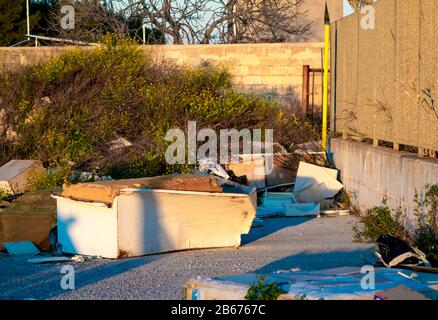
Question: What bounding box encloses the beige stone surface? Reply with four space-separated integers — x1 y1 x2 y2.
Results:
0 43 325 112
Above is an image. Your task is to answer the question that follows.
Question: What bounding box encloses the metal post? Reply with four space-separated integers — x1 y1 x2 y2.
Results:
302 65 310 117
26 0 30 39
322 2 330 151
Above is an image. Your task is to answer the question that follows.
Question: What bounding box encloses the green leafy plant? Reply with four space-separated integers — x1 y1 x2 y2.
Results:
353 199 408 242
245 275 286 300
28 166 72 191
414 184 438 255
0 189 14 201
354 185 438 262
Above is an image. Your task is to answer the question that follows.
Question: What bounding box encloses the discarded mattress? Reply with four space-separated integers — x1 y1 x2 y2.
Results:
186 267 438 300
60 174 223 205
53 175 257 258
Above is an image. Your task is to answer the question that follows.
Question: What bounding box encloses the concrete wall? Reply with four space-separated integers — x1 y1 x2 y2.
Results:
0 43 324 112
332 138 438 229
331 0 438 151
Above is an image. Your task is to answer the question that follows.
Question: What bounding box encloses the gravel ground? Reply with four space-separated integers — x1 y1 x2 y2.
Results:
0 215 376 300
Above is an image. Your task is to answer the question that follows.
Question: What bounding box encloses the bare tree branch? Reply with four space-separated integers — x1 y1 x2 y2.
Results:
347 0 374 11
49 0 312 44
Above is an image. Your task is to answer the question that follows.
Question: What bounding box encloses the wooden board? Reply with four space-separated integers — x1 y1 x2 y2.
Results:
60 175 223 205
0 215 52 250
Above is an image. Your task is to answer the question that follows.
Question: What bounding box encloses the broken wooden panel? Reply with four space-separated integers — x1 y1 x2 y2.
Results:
0 214 52 250
226 153 297 188
226 155 266 188
54 186 257 258
0 160 44 194
60 174 223 205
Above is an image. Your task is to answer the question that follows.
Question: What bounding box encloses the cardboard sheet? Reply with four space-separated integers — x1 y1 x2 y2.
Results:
60 174 223 204
0 214 52 250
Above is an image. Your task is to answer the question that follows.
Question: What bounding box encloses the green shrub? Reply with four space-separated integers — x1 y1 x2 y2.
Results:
414 184 438 255
0 189 14 201
353 199 408 242
354 185 438 258
245 275 286 300
0 36 318 183
28 166 72 191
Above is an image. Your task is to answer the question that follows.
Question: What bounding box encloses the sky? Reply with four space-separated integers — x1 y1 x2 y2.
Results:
343 0 354 16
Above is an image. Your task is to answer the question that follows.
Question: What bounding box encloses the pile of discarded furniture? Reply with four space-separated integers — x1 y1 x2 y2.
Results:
1 153 346 259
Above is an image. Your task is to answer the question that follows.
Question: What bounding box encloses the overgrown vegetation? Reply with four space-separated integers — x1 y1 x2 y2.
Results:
354 184 438 259
414 184 438 256
0 189 13 202
0 36 318 188
353 199 408 242
245 275 286 300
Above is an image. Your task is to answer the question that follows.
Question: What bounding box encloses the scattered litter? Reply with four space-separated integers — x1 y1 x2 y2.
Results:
319 209 350 216
185 267 438 300
275 267 301 274
198 158 230 180
409 265 438 274
0 191 56 251
28 256 73 264
397 270 421 282
257 191 320 217
225 153 296 189
109 137 133 150
283 202 320 217
293 162 343 203
3 241 40 256
251 218 265 228
265 182 294 193
28 255 87 264
226 170 248 185
261 192 296 212
375 235 429 268
226 154 266 188
0 160 45 194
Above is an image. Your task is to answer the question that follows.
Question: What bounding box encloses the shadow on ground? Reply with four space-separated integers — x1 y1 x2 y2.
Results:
0 256 157 300
255 248 377 274
241 217 312 245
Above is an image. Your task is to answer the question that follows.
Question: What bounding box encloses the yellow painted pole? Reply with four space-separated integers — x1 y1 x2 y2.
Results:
322 3 330 151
